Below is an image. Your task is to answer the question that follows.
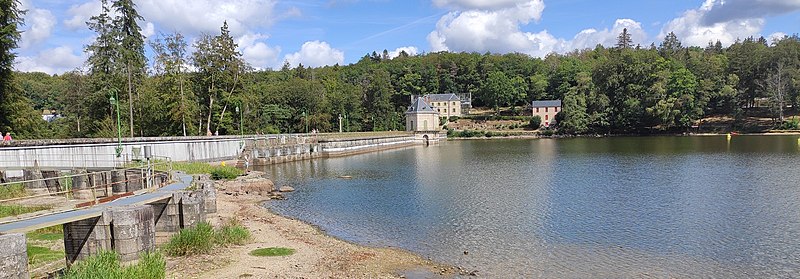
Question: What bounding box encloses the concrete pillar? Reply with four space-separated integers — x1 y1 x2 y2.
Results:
125 170 143 192
0 170 6 183
200 181 217 214
110 205 156 263
64 213 112 264
154 193 182 233
0 234 28 279
90 171 109 198
71 169 93 200
23 167 47 195
179 191 206 229
41 170 62 194
111 169 126 195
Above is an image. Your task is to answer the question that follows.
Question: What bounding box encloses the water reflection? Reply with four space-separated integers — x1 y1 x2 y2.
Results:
261 136 800 277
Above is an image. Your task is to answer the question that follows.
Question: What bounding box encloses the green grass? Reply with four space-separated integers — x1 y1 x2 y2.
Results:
62 250 165 279
249 247 295 257
28 232 63 241
163 222 215 256
27 245 65 267
0 183 28 200
163 221 251 257
215 220 251 246
0 204 52 218
170 162 243 180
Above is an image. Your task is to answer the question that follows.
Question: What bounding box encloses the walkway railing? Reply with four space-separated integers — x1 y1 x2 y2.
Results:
0 156 173 223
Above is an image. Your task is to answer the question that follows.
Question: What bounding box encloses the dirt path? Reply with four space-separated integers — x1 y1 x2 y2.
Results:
166 177 452 279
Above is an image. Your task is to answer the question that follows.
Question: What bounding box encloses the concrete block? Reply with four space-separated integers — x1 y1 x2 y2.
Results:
125 170 143 192
41 170 62 193
64 213 112 264
179 191 206 228
23 167 47 195
72 169 93 200
110 205 156 264
111 169 126 194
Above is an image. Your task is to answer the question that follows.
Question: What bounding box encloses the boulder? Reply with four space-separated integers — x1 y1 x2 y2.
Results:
240 179 275 196
278 185 295 192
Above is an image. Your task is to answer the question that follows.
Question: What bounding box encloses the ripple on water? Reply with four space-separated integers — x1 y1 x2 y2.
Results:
265 136 800 277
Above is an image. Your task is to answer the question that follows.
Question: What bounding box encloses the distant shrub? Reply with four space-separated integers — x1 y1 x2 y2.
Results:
529 116 542 129
215 220 251 246
210 166 243 180
448 116 460 122
439 117 448 126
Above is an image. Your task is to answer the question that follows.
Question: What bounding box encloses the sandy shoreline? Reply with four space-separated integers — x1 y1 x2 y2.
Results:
165 175 456 279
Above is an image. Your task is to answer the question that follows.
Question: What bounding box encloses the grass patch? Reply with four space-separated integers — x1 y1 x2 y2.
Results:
28 225 64 241
216 220 251 246
163 222 215 256
249 247 295 257
62 250 165 279
163 220 251 257
0 183 27 200
27 245 65 267
0 204 52 218
170 162 243 180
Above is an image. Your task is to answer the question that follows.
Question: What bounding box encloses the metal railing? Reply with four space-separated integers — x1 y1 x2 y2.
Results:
0 156 173 221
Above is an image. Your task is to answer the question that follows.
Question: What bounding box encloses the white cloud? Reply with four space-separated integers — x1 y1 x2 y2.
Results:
702 0 800 24
64 1 103 30
15 46 85 74
19 4 56 49
427 0 546 55
237 33 281 69
427 0 648 57
283 41 344 68
388 46 419 58
142 22 156 38
659 0 765 47
136 0 277 36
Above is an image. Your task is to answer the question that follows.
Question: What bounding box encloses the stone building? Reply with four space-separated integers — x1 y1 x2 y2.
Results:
423 93 462 118
532 100 562 128
406 97 440 132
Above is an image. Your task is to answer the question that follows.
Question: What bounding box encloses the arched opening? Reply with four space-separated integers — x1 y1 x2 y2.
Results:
423 134 429 146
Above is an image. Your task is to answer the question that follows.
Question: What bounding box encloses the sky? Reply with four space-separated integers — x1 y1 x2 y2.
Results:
14 0 800 74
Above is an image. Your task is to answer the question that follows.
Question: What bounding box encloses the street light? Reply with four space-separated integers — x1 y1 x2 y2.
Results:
108 89 122 157
236 106 243 148
302 111 308 134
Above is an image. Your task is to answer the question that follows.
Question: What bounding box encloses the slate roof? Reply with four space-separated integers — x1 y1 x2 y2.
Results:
407 98 438 114
426 93 460 102
532 100 562 108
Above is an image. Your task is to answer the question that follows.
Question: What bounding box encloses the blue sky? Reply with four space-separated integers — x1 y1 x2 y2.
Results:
15 0 800 74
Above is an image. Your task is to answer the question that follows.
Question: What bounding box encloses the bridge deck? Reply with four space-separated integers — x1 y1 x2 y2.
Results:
0 172 194 234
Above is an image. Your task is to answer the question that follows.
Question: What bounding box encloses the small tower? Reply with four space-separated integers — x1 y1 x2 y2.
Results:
406 97 439 132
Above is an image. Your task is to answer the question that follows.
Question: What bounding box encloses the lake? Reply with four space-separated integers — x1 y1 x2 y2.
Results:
262 136 800 277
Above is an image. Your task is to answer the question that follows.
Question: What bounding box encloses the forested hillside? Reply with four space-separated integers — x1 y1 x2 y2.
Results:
3 1 799 139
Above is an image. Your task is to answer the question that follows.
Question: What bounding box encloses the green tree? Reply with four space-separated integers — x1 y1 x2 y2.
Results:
113 0 147 137
560 72 591 134
151 32 197 136
616 28 634 49
0 0 46 138
85 0 121 137
480 71 513 114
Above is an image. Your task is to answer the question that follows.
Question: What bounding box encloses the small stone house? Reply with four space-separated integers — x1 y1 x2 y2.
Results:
532 100 562 128
421 94 462 118
406 97 440 131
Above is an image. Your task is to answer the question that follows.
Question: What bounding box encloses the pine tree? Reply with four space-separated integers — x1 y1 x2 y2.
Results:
659 32 682 58
113 0 147 137
616 28 633 49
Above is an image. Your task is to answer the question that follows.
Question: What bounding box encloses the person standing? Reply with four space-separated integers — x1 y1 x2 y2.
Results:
2 132 10 144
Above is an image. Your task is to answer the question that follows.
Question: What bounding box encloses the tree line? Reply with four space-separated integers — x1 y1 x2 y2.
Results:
2 0 799 139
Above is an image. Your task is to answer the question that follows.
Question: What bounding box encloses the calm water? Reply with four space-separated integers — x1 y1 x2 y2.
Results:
262 136 800 278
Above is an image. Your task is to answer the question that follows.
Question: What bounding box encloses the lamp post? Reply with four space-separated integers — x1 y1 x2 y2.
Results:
236 106 243 148
108 89 122 158
302 111 308 134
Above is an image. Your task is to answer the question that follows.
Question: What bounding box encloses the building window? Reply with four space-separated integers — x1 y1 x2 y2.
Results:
545 107 548 112
423 120 428 130
453 102 457 106
452 108 455 112
545 115 549 120
536 108 539 113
